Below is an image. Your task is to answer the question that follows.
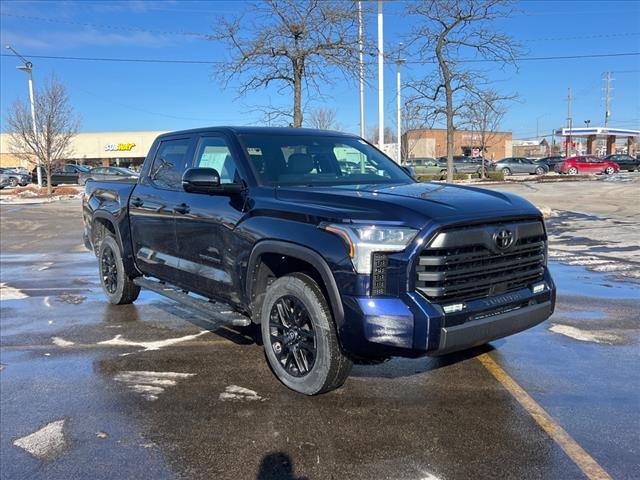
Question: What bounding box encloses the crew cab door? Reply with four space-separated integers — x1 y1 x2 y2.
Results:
174 133 249 306
129 135 195 281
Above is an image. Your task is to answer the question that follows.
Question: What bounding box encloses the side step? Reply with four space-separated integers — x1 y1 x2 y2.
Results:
134 277 251 327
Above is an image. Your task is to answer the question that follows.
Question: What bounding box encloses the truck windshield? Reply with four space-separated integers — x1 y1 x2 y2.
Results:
239 134 413 187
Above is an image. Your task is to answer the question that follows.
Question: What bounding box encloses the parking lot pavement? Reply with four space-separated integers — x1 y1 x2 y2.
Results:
1 199 638 480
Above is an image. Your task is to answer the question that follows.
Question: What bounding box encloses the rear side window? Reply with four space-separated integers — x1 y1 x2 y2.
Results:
193 136 239 184
150 138 192 191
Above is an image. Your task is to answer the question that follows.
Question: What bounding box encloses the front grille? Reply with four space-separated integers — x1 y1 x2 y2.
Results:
416 221 546 303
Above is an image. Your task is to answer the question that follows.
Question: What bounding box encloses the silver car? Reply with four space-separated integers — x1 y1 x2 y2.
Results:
491 157 548 176
78 167 139 185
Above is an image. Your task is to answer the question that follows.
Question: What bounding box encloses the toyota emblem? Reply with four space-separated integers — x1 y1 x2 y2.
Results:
493 229 514 250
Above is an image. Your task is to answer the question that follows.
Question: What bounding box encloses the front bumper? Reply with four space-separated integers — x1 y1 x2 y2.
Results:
339 268 555 359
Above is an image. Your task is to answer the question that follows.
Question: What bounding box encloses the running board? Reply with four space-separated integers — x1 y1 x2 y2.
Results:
134 277 251 327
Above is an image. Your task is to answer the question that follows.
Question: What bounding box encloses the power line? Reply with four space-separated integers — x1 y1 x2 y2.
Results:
2 51 639 66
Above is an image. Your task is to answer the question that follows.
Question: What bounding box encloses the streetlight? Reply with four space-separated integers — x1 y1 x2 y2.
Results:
6 45 42 187
395 45 405 165
584 120 591 127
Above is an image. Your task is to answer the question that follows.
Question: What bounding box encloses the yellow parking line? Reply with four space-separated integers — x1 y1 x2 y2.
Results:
477 353 612 480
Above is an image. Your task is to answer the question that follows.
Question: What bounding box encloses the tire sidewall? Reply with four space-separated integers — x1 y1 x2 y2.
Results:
568 167 578 175
261 274 334 395
502 168 511 176
98 235 128 304
535 167 545 175
605 166 614 174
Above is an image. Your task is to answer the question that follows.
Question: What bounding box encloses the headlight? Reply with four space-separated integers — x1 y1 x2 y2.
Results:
323 223 419 274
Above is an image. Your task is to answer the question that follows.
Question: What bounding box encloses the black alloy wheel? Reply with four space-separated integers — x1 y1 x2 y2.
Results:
269 295 317 377
100 244 119 294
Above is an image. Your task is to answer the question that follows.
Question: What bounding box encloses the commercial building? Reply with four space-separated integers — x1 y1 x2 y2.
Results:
0 131 166 169
512 139 550 158
403 128 512 161
552 127 638 156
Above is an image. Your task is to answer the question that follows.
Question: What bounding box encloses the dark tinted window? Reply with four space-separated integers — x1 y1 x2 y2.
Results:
150 138 192 190
194 136 239 184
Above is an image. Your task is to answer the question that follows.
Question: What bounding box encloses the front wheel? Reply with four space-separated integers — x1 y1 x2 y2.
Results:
604 166 615 175
567 167 578 175
535 167 546 175
501 167 512 176
261 273 352 395
8 178 18 188
98 235 140 305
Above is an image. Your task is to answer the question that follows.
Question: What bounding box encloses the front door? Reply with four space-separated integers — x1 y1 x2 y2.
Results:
174 134 250 306
129 136 194 282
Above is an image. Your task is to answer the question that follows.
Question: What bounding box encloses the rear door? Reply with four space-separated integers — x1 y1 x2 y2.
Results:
129 136 195 282
174 133 250 305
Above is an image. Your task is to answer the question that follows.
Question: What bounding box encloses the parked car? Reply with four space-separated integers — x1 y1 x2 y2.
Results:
535 156 565 170
436 156 490 174
78 167 139 185
602 154 639 172
554 156 619 175
0 167 31 187
83 126 555 395
404 158 452 176
5 166 30 175
491 158 548 176
32 164 90 186
0 172 11 189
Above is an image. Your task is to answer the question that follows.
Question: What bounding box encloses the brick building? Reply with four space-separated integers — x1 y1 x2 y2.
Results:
403 128 512 161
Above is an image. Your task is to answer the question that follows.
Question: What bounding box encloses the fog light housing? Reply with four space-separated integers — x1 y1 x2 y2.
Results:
532 282 546 294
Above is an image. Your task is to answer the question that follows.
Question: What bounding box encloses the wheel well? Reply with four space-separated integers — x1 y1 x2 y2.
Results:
92 217 116 253
250 253 328 323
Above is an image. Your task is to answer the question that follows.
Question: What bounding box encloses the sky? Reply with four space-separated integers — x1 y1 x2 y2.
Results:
1 0 639 140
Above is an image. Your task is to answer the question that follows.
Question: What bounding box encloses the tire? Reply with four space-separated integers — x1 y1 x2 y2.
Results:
97 235 140 305
501 167 511 176
535 167 545 176
567 167 578 175
604 166 615 175
261 273 352 395
8 178 18 188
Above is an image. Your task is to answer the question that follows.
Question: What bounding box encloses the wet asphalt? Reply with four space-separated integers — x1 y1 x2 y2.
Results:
0 199 638 480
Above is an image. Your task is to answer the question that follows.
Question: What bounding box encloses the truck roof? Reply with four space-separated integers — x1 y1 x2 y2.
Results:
157 126 358 139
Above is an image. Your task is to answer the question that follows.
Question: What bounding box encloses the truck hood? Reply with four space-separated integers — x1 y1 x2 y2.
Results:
275 182 541 228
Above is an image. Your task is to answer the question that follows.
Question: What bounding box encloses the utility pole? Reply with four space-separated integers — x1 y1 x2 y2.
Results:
603 71 613 127
566 87 573 157
6 45 42 187
395 52 405 164
358 1 365 139
377 0 384 150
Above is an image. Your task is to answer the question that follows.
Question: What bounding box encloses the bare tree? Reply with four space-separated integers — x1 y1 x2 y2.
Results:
368 126 397 145
5 74 80 195
463 89 511 177
406 0 521 182
306 107 338 130
211 0 362 128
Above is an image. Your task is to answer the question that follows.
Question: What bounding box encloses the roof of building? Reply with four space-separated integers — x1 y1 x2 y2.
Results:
553 127 640 136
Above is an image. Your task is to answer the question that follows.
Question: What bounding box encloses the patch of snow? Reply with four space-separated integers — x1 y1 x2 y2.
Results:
13 419 66 459
114 370 196 401
98 331 207 354
549 324 622 344
219 385 264 402
0 283 28 300
52 337 75 347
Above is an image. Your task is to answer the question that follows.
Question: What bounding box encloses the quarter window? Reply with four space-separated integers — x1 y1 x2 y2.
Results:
150 138 192 191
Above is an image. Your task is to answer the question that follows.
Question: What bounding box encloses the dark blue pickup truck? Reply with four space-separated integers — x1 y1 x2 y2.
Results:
83 127 555 395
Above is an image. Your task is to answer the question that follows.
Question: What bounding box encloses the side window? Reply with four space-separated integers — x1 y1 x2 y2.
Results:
93 168 105 174
150 138 192 191
63 165 74 173
194 136 239 184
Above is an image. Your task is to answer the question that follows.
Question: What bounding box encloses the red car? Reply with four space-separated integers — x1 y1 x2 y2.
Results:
554 155 619 175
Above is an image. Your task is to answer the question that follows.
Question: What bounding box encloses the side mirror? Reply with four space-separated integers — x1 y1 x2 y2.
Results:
182 168 221 194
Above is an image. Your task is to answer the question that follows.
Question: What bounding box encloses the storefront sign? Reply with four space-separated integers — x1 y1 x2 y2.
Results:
104 143 136 152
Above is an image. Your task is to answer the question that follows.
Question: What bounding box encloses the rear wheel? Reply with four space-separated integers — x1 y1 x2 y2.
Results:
261 273 352 395
98 235 140 305
8 178 18 188
501 167 511 176
535 167 546 176
567 167 578 175
604 166 615 175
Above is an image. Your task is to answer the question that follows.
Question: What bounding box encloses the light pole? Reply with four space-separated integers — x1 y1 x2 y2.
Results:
357 1 365 139
395 49 405 164
6 45 42 187
584 120 591 127
377 0 384 151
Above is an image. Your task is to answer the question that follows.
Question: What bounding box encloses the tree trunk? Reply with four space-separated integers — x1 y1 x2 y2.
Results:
46 169 52 196
292 62 303 128
435 36 454 183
